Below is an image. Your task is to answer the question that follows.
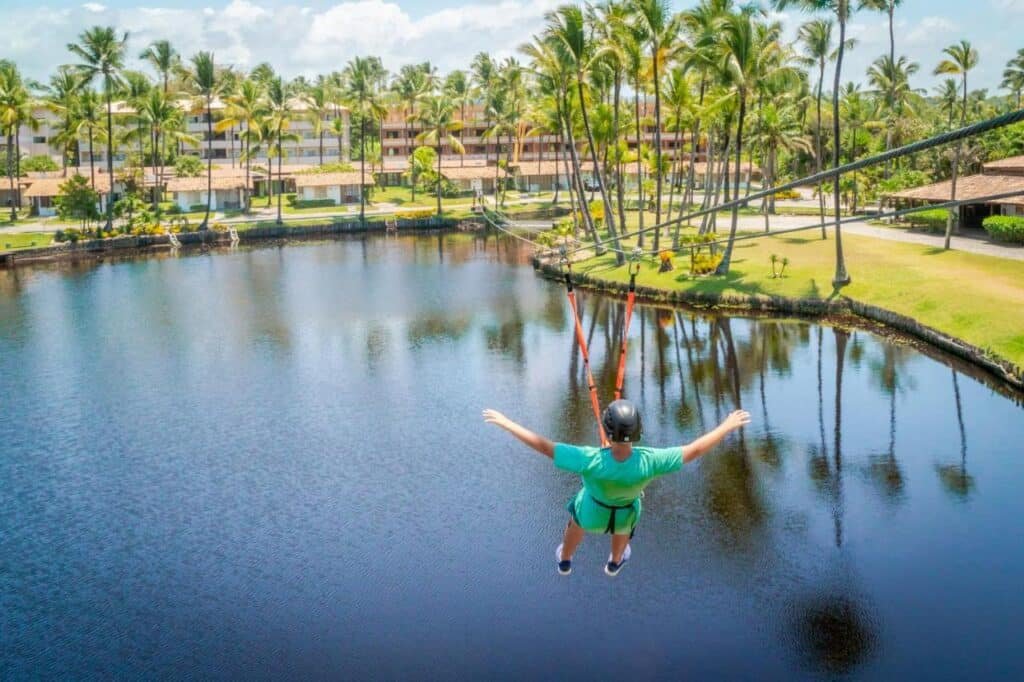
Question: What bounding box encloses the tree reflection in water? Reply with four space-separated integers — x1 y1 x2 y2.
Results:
790 590 877 675
937 369 974 499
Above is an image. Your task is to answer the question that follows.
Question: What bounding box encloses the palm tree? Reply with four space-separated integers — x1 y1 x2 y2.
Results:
39 66 84 176
444 70 472 167
796 18 835 235
345 56 382 224
935 40 979 250
67 26 128 231
0 62 33 219
471 53 498 165
1001 49 1024 110
752 100 812 227
120 70 153 168
630 0 681 236
715 10 766 275
545 4 624 265
867 54 920 176
137 88 196 212
775 0 855 286
183 51 221 229
303 77 331 166
139 39 179 94
74 89 105 189
860 0 903 170
217 78 265 211
416 96 465 217
265 76 297 226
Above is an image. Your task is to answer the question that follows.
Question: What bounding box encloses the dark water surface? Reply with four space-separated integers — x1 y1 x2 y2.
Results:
2 234 1023 679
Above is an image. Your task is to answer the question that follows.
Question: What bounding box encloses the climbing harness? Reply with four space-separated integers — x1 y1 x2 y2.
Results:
561 246 643 447
590 495 639 536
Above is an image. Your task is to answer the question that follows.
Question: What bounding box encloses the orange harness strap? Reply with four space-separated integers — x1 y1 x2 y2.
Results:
564 265 609 447
613 261 641 401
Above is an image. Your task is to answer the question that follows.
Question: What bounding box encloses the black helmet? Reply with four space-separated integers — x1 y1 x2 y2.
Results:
602 399 643 443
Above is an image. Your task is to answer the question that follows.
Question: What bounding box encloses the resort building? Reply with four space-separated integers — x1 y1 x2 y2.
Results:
8 99 350 171
294 171 375 205
887 155 1024 227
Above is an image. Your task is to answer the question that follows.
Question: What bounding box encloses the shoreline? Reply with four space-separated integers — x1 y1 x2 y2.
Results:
532 256 1024 396
0 216 478 268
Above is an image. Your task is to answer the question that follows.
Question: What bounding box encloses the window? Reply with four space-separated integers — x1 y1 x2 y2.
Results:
33 136 46 144
314 186 328 200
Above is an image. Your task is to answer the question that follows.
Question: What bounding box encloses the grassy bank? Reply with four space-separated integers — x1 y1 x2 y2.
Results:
0 232 54 250
573 231 1024 368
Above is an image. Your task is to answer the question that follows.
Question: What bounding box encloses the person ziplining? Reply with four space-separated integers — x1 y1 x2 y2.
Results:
483 253 751 577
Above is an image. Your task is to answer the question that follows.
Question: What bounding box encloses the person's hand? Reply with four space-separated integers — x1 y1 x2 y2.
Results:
482 409 511 429
723 410 751 432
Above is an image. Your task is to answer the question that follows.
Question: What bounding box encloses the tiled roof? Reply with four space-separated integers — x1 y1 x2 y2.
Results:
166 175 248 192
887 172 1024 204
23 174 111 197
294 172 376 187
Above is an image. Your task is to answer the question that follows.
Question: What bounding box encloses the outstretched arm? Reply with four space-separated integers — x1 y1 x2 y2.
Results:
482 409 555 459
682 410 751 464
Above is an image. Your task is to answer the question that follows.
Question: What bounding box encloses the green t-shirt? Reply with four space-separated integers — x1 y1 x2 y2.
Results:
553 443 683 505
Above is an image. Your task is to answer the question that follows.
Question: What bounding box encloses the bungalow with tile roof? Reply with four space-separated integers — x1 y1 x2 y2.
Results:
886 155 1024 228
293 171 376 205
22 174 113 217
166 175 247 212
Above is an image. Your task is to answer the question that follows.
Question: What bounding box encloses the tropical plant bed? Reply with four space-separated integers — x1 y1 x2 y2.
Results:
560 231 1024 376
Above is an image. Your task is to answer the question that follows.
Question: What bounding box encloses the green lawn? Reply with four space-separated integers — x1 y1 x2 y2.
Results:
573 230 1024 368
0 232 54 250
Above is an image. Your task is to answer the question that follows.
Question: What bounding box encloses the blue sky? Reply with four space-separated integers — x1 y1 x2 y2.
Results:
5 1 1023 94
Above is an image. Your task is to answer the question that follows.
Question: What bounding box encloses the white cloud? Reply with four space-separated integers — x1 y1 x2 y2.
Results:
82 2 106 11
993 0 1024 12
906 16 956 46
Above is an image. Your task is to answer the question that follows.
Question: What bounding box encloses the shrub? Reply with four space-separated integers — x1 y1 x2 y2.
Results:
174 155 205 178
21 155 60 173
982 215 1024 244
189 204 207 212
905 208 948 233
297 162 355 174
771 188 801 201
691 253 722 276
293 198 337 209
658 250 674 273
396 209 434 221
54 229 66 243
53 175 100 227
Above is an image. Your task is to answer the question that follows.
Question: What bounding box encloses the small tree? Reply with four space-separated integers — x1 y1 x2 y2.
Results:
174 155 204 178
21 155 60 173
54 175 101 230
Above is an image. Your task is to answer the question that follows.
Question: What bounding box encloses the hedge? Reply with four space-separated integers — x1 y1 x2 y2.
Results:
292 198 338 209
982 215 1024 244
905 207 948 233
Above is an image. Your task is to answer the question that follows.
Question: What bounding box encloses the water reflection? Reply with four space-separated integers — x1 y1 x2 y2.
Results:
1 233 1022 679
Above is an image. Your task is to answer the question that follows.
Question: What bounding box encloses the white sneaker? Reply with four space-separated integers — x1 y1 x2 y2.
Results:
605 544 632 577
556 543 572 576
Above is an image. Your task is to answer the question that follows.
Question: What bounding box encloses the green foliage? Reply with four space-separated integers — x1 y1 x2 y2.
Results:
982 215 1024 243
877 170 932 197
297 162 356 174
54 175 100 226
292 198 337 209
905 208 949 233
771 188 801 201
174 155 205 178
189 204 207 212
21 155 59 173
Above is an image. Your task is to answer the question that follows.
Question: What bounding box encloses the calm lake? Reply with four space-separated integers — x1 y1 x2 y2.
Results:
1 233 1022 679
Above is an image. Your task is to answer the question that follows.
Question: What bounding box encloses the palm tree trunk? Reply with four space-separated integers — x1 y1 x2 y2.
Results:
88 129 95 189
652 52 663 240
436 140 443 217
831 17 851 285
359 113 366 223
634 77 645 249
613 71 627 236
576 76 622 265
564 107 602 253
716 94 746 275
319 130 324 167
6 131 14 221
244 128 251 211
105 80 115 231
230 124 235 168
202 95 212 229
461 102 466 167
14 126 23 215
553 132 561 204
277 124 284 225
816 60 826 238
